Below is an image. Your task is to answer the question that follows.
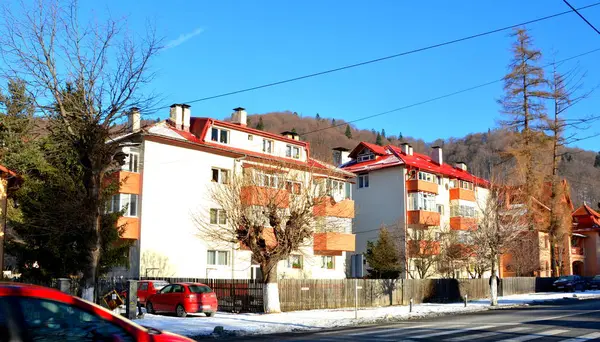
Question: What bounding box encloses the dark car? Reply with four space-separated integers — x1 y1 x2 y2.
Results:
552 275 586 292
587 275 600 290
146 283 218 318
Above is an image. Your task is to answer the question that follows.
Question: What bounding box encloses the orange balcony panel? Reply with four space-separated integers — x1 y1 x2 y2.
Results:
314 232 355 253
450 217 477 231
449 188 475 201
117 217 140 240
406 180 438 194
313 198 355 218
240 186 289 208
407 210 440 226
408 240 440 256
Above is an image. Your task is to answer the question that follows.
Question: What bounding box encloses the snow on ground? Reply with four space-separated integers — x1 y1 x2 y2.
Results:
138 291 600 338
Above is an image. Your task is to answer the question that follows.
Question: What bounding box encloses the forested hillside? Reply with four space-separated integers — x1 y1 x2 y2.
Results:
244 111 600 208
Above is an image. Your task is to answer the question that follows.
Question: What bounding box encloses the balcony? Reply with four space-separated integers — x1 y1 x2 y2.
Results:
406 180 438 194
117 217 140 240
313 198 355 218
449 188 475 201
571 247 584 255
407 210 440 226
240 186 289 208
313 232 355 255
408 240 440 256
450 217 477 231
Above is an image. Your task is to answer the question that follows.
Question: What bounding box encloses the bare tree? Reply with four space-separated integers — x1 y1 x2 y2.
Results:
140 251 175 278
0 0 160 300
407 228 440 279
504 230 540 276
472 181 525 306
193 162 351 313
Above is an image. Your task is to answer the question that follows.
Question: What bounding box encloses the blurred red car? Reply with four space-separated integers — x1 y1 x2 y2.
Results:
0 282 194 341
146 283 217 318
120 280 169 306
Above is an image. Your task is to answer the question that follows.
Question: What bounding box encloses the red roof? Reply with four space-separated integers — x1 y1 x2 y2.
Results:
573 204 600 230
348 142 387 158
343 143 489 187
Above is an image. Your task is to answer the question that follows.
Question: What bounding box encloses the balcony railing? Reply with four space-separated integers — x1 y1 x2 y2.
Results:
408 240 440 256
407 210 440 226
449 188 475 201
117 217 140 240
571 246 584 255
240 186 289 208
313 197 355 218
313 232 355 255
406 180 438 194
450 217 477 231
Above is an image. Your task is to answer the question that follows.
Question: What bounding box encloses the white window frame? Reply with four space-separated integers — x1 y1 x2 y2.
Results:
407 192 436 212
122 150 140 173
358 174 369 188
211 127 229 144
327 179 346 198
287 255 303 269
321 255 335 269
460 180 474 191
210 208 227 225
107 194 138 217
211 168 230 184
450 204 476 218
418 171 436 183
248 134 253 141
262 139 274 153
207 250 229 266
286 180 302 195
255 171 279 188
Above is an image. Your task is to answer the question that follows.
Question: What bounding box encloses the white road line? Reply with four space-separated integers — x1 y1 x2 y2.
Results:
411 325 494 339
445 331 501 341
560 332 600 342
497 328 569 342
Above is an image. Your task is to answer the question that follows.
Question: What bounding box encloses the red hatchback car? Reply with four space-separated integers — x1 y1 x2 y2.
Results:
146 283 217 318
0 283 194 342
135 280 169 306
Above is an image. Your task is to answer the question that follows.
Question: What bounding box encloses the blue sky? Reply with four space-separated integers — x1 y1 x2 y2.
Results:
88 1 599 150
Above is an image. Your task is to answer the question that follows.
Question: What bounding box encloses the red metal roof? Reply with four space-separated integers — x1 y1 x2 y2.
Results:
573 204 600 230
342 143 489 187
348 142 388 158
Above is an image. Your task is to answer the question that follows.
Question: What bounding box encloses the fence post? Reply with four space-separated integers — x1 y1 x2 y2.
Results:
464 294 468 307
56 278 71 294
409 298 413 312
354 278 358 319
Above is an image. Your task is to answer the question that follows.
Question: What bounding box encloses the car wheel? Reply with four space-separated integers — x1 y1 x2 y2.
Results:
176 304 187 318
146 302 155 314
206 312 215 317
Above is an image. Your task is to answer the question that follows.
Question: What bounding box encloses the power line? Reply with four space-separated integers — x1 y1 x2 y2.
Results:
562 0 600 35
143 2 600 113
299 47 600 136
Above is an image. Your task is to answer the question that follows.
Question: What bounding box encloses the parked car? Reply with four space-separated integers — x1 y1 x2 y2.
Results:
552 275 586 292
120 280 170 306
0 282 194 341
146 283 218 318
587 275 600 290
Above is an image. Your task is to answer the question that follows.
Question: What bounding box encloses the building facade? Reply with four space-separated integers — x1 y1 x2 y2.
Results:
340 142 489 279
571 203 600 276
108 105 355 280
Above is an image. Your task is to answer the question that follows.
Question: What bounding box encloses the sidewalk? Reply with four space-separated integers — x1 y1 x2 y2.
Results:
139 290 600 338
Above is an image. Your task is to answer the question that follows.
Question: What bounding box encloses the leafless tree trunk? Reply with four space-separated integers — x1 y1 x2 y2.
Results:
0 0 160 300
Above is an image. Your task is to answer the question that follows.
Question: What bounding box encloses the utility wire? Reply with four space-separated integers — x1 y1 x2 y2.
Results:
143 2 600 113
562 0 600 35
299 47 600 136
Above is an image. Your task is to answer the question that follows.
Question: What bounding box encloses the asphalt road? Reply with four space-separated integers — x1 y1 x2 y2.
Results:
232 298 600 341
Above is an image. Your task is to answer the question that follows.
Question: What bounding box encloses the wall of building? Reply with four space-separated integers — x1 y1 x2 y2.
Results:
583 231 600 276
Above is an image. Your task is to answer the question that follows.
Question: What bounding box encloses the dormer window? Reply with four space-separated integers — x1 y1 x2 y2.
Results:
263 139 273 153
286 145 300 159
211 127 229 144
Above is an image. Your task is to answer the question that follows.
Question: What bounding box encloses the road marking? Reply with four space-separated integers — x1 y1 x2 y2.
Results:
501 327 531 333
560 332 600 342
378 328 435 337
445 331 501 341
346 324 433 337
411 325 494 339
497 328 569 341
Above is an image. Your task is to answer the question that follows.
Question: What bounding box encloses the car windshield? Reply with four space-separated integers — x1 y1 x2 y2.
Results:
152 281 169 290
188 285 212 293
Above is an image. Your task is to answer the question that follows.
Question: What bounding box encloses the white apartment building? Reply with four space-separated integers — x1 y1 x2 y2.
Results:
339 142 489 279
108 105 355 280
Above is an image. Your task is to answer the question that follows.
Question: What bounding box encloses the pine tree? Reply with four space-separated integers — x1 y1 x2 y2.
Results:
375 133 383 146
364 228 402 279
344 124 352 139
315 113 321 121
595 152 600 168
398 132 403 140
256 117 265 130
331 118 336 126
381 129 386 138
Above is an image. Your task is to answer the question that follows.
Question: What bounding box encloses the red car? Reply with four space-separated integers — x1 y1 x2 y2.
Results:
0 282 194 342
146 283 218 318
133 280 169 306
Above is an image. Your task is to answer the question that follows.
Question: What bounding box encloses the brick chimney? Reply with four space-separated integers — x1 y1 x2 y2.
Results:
128 107 141 132
231 107 247 126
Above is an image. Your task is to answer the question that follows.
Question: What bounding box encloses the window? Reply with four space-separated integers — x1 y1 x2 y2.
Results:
345 182 351 199
211 127 229 144
263 139 273 153
207 250 229 266
122 151 139 173
107 194 138 217
287 255 303 269
437 204 444 215
418 171 436 183
450 204 476 218
211 168 229 184
293 146 300 159
286 145 301 159
17 297 134 341
210 209 227 225
358 174 369 188
172 284 184 293
407 192 436 211
139 283 148 291
286 180 302 195
321 256 334 269
248 134 253 141
327 179 347 198
357 149 375 162
286 145 292 157
188 285 213 293
159 285 173 294
256 171 279 188
460 180 474 191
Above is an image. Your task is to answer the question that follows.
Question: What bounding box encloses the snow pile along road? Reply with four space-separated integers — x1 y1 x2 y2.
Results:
139 290 600 338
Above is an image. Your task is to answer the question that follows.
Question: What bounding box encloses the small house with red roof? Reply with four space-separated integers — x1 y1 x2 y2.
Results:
572 203 600 276
340 142 490 279
107 105 356 280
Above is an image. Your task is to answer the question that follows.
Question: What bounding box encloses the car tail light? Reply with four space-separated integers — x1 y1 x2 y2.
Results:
185 294 196 301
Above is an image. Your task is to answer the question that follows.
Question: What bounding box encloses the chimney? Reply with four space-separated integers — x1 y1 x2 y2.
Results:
169 104 183 129
128 107 141 132
408 145 413 156
181 104 191 131
231 107 247 126
281 131 300 141
455 162 467 171
332 147 350 166
431 146 443 165
401 143 410 155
